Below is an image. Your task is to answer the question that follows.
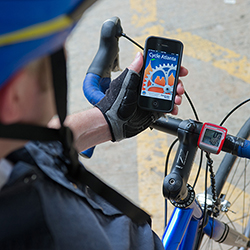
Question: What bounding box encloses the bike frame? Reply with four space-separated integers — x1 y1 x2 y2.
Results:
162 199 203 250
162 198 235 249
162 196 250 249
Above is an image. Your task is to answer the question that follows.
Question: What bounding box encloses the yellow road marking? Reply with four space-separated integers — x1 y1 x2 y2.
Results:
130 0 157 27
167 29 250 84
129 0 250 236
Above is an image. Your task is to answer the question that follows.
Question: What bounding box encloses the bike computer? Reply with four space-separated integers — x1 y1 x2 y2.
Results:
198 123 227 154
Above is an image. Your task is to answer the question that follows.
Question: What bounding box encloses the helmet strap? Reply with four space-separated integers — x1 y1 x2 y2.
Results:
50 48 67 125
49 48 81 174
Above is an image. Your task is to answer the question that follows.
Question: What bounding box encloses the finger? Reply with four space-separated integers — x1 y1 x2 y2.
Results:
128 52 144 73
175 94 182 106
179 66 188 77
171 105 179 115
176 80 185 96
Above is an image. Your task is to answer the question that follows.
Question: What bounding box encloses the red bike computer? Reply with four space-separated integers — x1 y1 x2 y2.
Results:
198 123 227 154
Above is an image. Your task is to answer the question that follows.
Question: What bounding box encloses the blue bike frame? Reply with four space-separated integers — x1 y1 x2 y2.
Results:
162 200 203 250
162 197 244 249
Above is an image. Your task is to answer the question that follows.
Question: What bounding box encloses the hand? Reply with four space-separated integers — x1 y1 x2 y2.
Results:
96 52 188 141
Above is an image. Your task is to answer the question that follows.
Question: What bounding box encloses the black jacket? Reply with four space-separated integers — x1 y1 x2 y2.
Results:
0 141 164 250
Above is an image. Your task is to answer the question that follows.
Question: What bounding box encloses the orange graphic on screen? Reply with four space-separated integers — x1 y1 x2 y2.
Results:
142 61 177 95
168 73 175 86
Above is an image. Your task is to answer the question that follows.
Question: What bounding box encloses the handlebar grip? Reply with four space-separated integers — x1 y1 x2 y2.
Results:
87 16 123 78
83 73 110 105
79 147 95 159
238 140 250 158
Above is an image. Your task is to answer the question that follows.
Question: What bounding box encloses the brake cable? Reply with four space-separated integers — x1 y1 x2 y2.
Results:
121 33 144 50
220 98 250 126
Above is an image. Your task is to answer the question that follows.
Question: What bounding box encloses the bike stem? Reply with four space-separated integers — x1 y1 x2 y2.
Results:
163 119 202 206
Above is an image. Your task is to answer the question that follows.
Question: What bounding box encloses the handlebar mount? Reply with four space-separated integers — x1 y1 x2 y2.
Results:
162 119 201 207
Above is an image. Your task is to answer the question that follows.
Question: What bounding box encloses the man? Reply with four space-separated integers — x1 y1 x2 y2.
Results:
0 0 187 249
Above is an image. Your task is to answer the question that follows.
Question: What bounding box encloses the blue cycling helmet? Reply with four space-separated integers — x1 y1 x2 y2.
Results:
0 0 97 88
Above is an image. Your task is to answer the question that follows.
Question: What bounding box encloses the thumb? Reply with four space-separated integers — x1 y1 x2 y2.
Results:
128 52 144 73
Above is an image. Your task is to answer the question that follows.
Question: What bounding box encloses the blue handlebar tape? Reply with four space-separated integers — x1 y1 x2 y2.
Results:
81 73 111 158
83 73 111 105
99 77 111 94
237 140 250 159
79 147 96 158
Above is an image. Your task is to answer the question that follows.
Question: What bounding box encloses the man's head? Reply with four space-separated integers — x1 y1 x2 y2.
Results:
0 0 97 149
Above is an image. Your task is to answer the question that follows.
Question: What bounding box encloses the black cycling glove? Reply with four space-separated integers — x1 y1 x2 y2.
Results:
95 68 162 141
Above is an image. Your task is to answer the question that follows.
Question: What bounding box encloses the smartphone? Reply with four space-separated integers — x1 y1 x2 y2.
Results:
138 36 183 113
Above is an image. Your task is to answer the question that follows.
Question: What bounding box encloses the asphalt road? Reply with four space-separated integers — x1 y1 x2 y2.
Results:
66 0 250 238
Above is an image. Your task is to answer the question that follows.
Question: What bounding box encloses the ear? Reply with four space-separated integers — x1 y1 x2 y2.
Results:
0 69 29 124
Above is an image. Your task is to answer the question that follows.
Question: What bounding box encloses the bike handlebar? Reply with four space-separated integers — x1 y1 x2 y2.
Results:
81 17 122 158
152 116 250 158
83 16 122 105
151 116 250 205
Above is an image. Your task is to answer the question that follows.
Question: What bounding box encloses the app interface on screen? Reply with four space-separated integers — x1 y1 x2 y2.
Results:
141 49 179 100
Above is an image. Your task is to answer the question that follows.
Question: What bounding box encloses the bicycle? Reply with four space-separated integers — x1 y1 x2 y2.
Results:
81 17 250 249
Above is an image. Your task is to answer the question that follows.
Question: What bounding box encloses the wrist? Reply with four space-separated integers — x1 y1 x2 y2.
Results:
75 107 112 150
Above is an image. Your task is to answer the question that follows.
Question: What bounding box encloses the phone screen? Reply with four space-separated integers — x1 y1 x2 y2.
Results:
140 48 179 101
